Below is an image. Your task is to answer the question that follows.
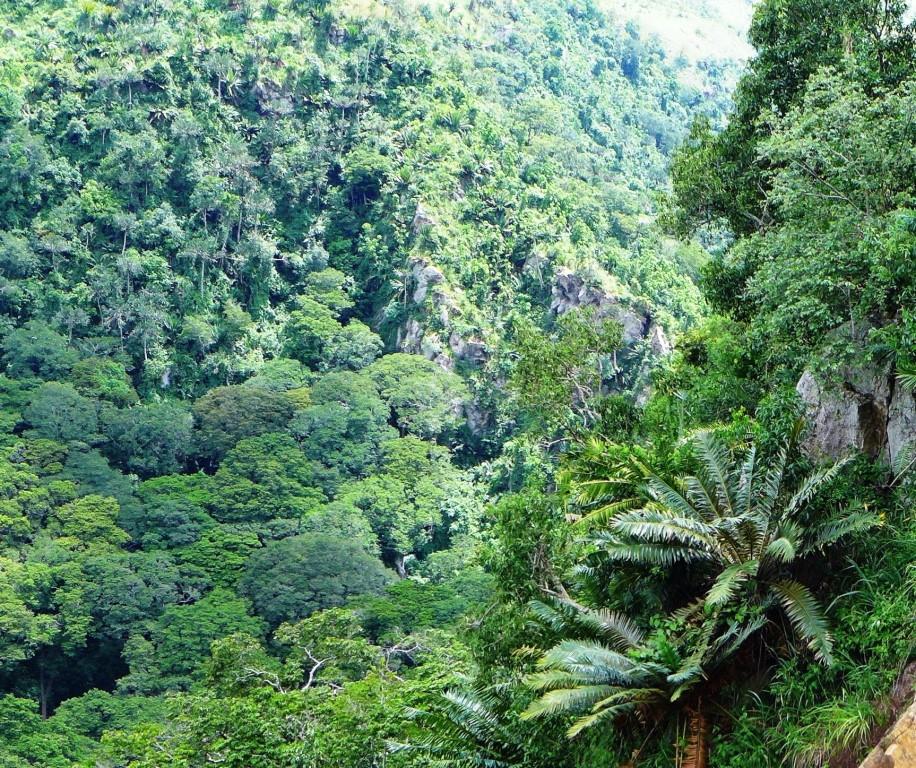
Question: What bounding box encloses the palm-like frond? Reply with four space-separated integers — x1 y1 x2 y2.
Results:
572 497 640 529
565 701 636 737
896 365 916 393
611 507 720 551
804 507 881 553
527 598 644 650
693 430 735 514
735 444 758 517
523 637 670 736
705 560 759 608
596 538 707 566
576 608 645 650
646 475 701 520
566 688 662 737
537 640 645 685
707 615 768 665
526 429 862 750
521 684 621 719
892 440 916 482
393 687 524 767
757 445 789 518
786 457 849 515
771 580 834 665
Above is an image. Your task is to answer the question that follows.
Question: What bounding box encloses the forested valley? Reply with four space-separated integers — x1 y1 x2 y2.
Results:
0 0 913 765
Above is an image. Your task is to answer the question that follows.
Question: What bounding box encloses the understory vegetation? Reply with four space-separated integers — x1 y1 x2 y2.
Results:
0 0 913 766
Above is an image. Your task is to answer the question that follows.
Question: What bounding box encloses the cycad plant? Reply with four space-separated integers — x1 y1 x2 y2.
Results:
522 430 880 764
392 684 528 768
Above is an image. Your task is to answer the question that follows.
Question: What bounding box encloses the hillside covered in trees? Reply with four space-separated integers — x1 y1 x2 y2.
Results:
0 0 913 766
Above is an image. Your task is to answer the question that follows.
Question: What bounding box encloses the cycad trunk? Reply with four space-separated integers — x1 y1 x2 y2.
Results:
680 701 710 768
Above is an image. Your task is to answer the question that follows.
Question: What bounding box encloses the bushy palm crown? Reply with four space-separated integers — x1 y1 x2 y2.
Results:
523 431 879 736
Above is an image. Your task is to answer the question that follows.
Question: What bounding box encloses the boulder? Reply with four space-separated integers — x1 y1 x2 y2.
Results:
328 25 347 45
859 709 915 768
464 400 491 435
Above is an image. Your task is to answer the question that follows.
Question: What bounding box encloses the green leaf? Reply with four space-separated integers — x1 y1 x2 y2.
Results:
771 580 834 665
705 560 759 609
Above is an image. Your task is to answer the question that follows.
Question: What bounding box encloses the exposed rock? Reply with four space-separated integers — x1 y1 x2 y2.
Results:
396 318 424 354
418 333 455 372
494 24 514 44
648 323 672 357
796 366 916 464
464 400 491 435
859 697 916 768
410 259 445 304
522 251 548 283
412 203 437 234
550 268 650 344
252 79 294 116
328 25 347 45
550 268 608 314
888 387 916 465
449 332 488 365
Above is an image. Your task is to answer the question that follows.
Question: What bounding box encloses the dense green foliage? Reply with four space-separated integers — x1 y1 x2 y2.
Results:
1 0 914 766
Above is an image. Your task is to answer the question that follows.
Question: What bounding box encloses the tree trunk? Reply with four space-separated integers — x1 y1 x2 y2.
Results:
39 665 53 719
681 701 710 768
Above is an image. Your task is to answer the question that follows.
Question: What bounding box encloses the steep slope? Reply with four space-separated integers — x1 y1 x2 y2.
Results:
0 0 736 422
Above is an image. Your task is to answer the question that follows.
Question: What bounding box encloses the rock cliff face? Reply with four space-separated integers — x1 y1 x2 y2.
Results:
796 365 916 465
549 268 670 351
858 665 916 768
859 702 916 768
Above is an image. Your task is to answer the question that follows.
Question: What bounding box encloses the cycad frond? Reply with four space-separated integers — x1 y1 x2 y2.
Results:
567 688 663 737
573 497 641 530
708 615 768 663
646 475 700 520
787 457 849 515
757 445 788 517
583 609 645 649
735 445 758 517
705 560 758 608
539 640 640 684
566 702 636 737
892 440 916 481
611 508 719 551
684 475 723 519
804 507 881 553
520 684 620 719
692 430 735 514
527 598 644 650
896 365 916 393
393 688 523 767
526 669 598 691
597 538 706 566
764 533 797 564
439 690 508 742
771 580 834 665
